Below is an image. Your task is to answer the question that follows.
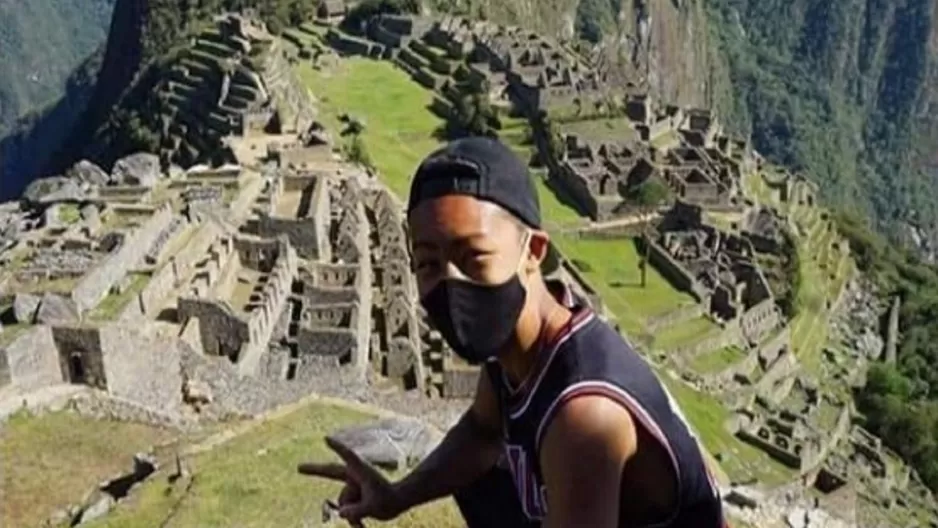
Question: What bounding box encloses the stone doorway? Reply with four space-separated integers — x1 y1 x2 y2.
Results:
68 351 86 384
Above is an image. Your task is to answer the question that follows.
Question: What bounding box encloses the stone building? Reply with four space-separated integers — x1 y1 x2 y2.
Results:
177 234 298 376
249 173 332 260
1 323 183 411
647 202 781 345
362 186 425 391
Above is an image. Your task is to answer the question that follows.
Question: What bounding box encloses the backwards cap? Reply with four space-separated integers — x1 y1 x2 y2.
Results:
406 136 541 229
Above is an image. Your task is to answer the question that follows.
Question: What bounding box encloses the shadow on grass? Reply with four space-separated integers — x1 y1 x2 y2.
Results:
539 173 591 218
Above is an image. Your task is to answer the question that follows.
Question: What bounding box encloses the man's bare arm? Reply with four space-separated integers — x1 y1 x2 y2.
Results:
540 395 638 528
390 370 503 512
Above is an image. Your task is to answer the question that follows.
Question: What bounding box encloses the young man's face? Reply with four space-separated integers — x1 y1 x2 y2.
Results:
408 194 529 297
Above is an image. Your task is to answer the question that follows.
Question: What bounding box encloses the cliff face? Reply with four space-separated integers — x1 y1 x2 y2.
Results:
0 51 103 201
45 0 149 175
429 0 729 108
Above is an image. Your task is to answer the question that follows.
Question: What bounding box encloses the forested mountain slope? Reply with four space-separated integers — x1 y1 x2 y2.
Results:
0 0 114 139
707 0 938 255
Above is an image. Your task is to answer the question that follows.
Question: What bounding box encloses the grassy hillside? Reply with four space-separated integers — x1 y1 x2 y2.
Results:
3 403 460 528
0 0 114 139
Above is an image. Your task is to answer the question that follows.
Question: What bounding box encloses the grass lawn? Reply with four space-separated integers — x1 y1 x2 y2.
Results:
558 117 636 140
86 273 152 321
296 58 446 198
58 204 82 224
534 174 585 228
85 401 461 528
1 410 175 527
553 234 696 336
690 346 748 374
653 316 721 351
658 376 794 487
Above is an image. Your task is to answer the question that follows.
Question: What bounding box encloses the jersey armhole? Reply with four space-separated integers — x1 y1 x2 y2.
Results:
534 381 683 489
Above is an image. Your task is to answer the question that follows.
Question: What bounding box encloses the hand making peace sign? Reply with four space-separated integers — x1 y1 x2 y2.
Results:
297 436 405 526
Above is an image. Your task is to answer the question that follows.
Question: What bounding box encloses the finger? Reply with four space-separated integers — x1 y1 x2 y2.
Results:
297 462 348 481
339 504 369 526
325 437 373 475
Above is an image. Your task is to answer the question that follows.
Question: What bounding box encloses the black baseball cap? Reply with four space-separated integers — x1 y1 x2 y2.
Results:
406 136 541 229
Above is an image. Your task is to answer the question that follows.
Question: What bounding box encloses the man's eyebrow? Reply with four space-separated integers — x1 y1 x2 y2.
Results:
411 233 489 251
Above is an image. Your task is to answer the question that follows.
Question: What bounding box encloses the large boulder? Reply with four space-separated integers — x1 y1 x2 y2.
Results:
67 160 109 187
329 418 442 471
35 292 80 325
23 176 85 204
13 293 42 323
111 153 161 187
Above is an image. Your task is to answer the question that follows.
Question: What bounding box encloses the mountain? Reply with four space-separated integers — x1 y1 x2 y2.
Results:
707 0 938 256
0 0 114 139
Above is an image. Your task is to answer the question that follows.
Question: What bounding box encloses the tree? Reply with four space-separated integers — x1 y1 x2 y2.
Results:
442 87 500 139
628 178 671 207
346 135 372 168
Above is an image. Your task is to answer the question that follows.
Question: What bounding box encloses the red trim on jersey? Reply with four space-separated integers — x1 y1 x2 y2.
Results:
505 309 596 417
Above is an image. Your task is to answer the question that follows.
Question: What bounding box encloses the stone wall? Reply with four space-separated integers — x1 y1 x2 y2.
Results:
553 162 599 220
756 324 790 366
327 29 376 57
5 325 62 391
739 297 780 346
238 237 297 375
667 320 743 359
0 345 9 388
122 221 223 320
296 327 357 358
178 298 250 358
98 324 183 410
68 391 191 430
256 216 324 260
754 349 799 394
72 204 173 312
645 238 709 302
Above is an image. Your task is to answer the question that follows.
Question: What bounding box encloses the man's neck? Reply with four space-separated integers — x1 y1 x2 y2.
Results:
499 290 572 388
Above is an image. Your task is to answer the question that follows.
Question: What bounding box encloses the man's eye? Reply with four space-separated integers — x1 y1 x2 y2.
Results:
415 260 438 272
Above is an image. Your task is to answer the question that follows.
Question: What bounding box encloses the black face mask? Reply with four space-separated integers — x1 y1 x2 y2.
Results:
421 236 530 364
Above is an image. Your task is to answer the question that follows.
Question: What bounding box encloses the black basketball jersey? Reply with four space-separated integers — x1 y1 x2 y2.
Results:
484 284 724 527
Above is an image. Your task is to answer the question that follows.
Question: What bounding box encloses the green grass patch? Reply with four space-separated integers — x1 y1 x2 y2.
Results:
295 58 446 198
58 204 81 224
690 346 748 374
558 117 636 140
1 410 174 528
86 402 461 528
552 234 696 336
659 376 795 487
86 273 152 321
0 323 31 348
653 316 721 351
534 175 584 227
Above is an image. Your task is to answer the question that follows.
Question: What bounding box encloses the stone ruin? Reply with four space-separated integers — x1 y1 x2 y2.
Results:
646 201 782 347
550 100 751 221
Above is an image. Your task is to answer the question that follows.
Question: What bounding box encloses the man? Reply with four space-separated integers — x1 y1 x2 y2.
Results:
299 137 726 527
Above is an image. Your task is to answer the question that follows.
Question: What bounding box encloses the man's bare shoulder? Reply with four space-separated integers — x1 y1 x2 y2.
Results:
541 394 638 464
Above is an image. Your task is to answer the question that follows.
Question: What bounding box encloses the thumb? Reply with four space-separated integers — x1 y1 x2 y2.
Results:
339 502 370 526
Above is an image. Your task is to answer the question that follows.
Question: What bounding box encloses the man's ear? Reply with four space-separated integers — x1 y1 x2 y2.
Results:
526 230 551 271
